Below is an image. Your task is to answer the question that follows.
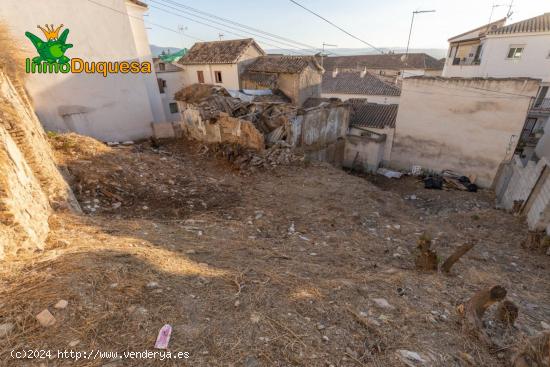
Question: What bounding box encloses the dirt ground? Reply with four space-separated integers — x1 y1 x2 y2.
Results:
1 134 549 366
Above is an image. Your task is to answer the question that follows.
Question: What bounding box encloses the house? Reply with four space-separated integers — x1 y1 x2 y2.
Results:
178 38 265 91
153 58 185 122
240 55 324 106
321 70 401 104
0 0 166 142
343 102 398 172
322 53 445 79
389 76 540 188
442 13 550 159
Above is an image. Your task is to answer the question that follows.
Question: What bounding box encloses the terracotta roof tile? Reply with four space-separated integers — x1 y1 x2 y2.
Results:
245 55 323 74
322 53 444 71
179 38 264 65
322 71 401 96
488 13 550 35
350 103 398 129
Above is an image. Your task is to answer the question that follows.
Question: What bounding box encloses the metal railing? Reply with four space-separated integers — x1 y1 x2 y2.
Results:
451 57 481 66
532 98 550 112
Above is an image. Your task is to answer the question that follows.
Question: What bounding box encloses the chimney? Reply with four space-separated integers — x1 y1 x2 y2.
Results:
332 68 339 78
360 66 367 78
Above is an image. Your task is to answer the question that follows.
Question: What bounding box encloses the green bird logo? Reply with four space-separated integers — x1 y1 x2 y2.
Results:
25 24 73 65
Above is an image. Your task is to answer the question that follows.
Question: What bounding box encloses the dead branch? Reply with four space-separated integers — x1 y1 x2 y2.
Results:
441 242 476 273
511 332 550 367
496 300 519 326
462 286 507 344
414 234 438 271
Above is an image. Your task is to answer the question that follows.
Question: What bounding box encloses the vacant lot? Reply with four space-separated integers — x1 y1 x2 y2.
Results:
1 134 548 366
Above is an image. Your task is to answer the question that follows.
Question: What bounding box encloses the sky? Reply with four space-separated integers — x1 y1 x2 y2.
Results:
145 0 549 52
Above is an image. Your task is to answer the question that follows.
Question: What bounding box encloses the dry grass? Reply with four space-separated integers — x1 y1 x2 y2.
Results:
0 22 27 88
0 134 549 366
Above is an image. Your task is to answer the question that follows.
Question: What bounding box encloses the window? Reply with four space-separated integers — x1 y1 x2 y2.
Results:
157 78 166 94
197 70 205 83
169 103 179 114
507 46 524 59
158 62 166 71
214 71 223 83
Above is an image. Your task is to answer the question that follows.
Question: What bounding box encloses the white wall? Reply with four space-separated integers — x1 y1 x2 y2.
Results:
180 43 262 91
156 63 185 122
182 64 240 91
321 93 400 105
390 77 540 187
444 33 550 82
0 0 166 142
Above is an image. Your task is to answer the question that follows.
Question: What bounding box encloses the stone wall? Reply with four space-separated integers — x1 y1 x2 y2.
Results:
0 70 78 259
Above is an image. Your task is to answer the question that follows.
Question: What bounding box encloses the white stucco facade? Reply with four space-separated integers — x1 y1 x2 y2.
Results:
154 60 185 122
390 77 540 188
0 0 166 142
179 45 263 92
443 33 550 83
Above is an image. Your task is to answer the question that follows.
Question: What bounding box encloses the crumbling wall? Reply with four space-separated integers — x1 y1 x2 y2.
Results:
390 77 540 187
0 70 78 259
343 133 386 172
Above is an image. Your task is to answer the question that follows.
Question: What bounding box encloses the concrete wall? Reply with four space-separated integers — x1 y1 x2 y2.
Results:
321 93 400 105
443 34 550 83
343 134 386 172
297 66 322 106
390 77 540 187
495 156 550 232
0 71 78 259
350 126 394 164
0 0 166 142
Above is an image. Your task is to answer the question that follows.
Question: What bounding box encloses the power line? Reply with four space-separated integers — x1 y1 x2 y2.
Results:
86 0 204 41
156 0 323 52
148 3 306 55
150 0 320 54
289 0 385 54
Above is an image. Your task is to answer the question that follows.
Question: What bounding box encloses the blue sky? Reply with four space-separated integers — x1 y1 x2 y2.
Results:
145 0 549 51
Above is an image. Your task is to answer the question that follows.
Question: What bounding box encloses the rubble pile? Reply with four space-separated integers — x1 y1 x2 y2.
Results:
214 141 304 171
175 84 299 147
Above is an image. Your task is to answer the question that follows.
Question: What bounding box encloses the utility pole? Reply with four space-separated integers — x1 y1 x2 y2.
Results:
178 25 188 49
218 33 224 41
404 9 435 78
405 10 436 59
321 42 337 69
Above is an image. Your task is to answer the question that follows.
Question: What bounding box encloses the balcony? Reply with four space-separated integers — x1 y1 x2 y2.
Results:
451 57 481 66
531 98 550 115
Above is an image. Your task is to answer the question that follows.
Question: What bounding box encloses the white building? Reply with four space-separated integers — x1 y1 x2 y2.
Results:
177 38 265 91
154 58 185 122
0 0 166 142
443 13 550 150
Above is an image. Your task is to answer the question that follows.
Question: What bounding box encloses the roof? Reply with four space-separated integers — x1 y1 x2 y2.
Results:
322 71 401 96
448 18 506 42
322 53 444 71
350 103 398 129
128 0 148 8
245 55 323 74
488 13 550 35
178 38 265 65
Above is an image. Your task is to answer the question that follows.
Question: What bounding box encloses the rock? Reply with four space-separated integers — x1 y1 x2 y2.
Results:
541 321 550 330
234 300 240 307
244 355 260 367
396 350 426 365
288 222 295 235
458 352 475 365
122 141 134 146
322 335 329 342
106 142 119 147
0 322 14 338
185 249 196 254
372 298 395 310
54 300 68 309
146 281 159 289
36 309 56 327
112 202 122 209
69 340 80 347
317 323 326 330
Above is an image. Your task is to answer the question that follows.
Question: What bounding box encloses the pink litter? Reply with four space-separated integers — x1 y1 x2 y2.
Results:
154 324 172 349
